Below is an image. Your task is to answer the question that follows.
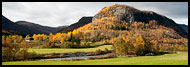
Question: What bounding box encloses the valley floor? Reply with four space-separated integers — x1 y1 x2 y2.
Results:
28 45 112 54
2 52 188 65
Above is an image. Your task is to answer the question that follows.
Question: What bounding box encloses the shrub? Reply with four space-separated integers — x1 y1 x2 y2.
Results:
2 41 37 62
113 38 128 56
2 43 20 61
104 48 109 53
95 49 104 55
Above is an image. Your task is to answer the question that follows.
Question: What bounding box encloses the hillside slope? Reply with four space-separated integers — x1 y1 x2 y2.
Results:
75 4 188 47
15 21 66 34
179 24 188 33
2 15 32 35
92 4 187 38
56 17 92 33
2 15 67 35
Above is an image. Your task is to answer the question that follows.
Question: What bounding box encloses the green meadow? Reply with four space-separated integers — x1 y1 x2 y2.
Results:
28 45 112 54
2 52 188 65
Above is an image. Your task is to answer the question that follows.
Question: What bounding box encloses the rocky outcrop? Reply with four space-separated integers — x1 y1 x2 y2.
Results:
56 17 93 33
92 4 188 38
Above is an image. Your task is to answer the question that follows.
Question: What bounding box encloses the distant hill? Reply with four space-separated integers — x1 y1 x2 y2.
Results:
15 21 67 34
56 17 92 33
2 15 32 35
56 26 68 31
179 24 188 33
2 15 67 35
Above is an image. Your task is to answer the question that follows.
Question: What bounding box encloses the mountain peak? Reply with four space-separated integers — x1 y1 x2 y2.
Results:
93 4 164 23
91 4 188 38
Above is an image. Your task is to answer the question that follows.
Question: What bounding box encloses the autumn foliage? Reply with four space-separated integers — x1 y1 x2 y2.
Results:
2 4 188 62
2 35 37 62
2 17 188 58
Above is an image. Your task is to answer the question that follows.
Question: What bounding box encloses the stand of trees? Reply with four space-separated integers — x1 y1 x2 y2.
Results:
2 19 188 61
2 35 37 62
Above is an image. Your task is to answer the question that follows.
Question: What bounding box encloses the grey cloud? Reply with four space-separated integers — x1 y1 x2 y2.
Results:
2 2 188 27
2 2 26 10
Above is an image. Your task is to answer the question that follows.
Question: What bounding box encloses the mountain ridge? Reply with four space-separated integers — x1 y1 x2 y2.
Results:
2 15 33 35
56 16 93 33
2 15 67 35
15 21 67 34
179 24 188 33
92 4 188 38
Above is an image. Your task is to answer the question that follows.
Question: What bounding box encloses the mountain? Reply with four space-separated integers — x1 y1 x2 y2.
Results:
2 15 67 35
2 15 33 35
15 21 66 34
179 24 188 33
56 17 92 33
56 26 68 30
91 4 188 38
73 4 188 46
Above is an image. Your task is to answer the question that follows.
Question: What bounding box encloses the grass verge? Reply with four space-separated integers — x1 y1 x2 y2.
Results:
2 52 188 65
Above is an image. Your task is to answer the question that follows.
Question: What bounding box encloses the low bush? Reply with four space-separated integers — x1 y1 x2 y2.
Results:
2 41 38 62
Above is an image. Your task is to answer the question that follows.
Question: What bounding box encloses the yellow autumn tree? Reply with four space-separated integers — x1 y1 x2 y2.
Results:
114 38 128 56
18 36 23 43
134 34 145 55
26 35 30 38
32 34 37 40
60 37 65 46
2 35 5 43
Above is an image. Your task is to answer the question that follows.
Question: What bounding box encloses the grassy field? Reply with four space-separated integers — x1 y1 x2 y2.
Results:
28 45 113 54
2 52 188 65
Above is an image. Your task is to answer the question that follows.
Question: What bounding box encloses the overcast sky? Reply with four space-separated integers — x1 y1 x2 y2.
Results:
2 2 188 27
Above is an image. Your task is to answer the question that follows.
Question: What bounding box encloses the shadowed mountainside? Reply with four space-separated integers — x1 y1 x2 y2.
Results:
56 17 93 33
179 24 188 33
2 15 67 35
15 21 67 34
2 15 32 35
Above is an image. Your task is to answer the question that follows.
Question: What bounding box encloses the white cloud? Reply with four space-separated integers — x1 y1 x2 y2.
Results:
2 2 188 27
173 18 188 25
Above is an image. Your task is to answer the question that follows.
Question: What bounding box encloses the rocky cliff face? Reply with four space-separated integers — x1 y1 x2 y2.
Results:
57 17 93 33
92 4 188 38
